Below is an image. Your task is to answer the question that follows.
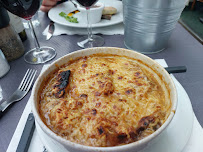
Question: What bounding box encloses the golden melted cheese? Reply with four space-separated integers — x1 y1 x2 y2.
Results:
39 54 171 147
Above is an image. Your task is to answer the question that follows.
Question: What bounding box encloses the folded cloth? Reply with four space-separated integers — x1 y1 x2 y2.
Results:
43 23 124 36
6 60 203 152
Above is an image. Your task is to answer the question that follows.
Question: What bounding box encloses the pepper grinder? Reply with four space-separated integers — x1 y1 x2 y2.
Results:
0 5 25 62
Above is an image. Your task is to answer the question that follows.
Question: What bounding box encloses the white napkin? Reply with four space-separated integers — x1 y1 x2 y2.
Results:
6 59 203 152
43 22 124 36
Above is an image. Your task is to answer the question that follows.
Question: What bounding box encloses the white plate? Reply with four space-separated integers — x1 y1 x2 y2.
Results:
36 76 194 152
48 0 123 28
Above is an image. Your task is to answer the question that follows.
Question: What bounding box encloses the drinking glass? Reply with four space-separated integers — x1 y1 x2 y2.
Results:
0 0 56 64
75 0 104 48
22 11 40 29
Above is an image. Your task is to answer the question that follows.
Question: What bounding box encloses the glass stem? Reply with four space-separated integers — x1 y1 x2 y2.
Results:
28 19 41 50
86 7 93 41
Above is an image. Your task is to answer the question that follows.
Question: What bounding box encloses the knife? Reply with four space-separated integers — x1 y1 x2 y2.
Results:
46 21 55 40
165 66 187 74
16 113 35 152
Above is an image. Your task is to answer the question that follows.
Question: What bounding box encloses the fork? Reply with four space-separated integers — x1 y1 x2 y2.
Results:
0 69 37 117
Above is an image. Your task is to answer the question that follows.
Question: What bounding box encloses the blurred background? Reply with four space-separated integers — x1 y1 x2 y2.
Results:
179 0 203 44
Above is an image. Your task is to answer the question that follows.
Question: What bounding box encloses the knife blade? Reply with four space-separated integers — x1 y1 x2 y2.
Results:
46 21 55 40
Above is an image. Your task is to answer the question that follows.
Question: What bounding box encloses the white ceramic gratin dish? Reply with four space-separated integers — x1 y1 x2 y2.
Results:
31 47 177 152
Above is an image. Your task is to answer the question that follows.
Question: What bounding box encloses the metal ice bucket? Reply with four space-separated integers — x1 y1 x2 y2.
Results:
123 0 187 54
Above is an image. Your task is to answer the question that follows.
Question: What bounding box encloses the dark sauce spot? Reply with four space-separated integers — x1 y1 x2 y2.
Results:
96 102 101 107
125 89 133 94
135 72 140 76
118 76 123 80
82 64 87 68
92 109 97 115
117 133 127 141
80 94 87 98
95 91 101 96
136 116 155 134
98 126 104 135
118 99 127 102
77 101 82 106
129 131 137 140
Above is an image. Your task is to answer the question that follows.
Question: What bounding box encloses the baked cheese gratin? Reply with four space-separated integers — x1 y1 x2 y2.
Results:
39 54 171 147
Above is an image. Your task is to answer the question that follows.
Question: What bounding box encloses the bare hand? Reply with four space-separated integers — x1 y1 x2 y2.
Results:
40 0 62 12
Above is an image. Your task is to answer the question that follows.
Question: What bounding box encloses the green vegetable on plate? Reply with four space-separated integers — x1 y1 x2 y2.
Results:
59 12 79 23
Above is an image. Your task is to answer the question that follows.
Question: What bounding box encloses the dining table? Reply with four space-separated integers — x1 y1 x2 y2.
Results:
0 10 203 152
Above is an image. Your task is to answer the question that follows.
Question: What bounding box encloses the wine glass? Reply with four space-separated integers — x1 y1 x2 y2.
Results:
0 0 56 64
75 0 104 48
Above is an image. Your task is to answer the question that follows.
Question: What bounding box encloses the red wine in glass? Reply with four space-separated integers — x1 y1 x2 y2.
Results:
0 0 56 64
0 0 40 20
76 0 98 8
75 0 104 48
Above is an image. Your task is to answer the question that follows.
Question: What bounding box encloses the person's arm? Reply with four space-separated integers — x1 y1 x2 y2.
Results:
40 0 67 12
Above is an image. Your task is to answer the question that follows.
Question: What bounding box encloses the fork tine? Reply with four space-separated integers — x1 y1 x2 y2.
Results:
18 69 31 90
19 69 33 90
20 69 33 91
25 70 37 91
23 70 37 91
21 69 34 91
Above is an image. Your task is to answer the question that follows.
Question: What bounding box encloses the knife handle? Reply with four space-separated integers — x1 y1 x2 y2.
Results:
0 110 3 118
165 66 187 74
16 113 35 152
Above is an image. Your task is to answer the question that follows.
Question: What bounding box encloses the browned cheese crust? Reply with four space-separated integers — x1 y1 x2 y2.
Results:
39 54 171 147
